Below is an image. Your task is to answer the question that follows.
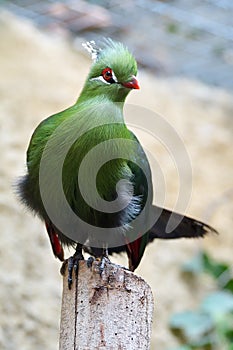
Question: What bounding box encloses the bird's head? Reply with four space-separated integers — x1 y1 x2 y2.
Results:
79 39 139 103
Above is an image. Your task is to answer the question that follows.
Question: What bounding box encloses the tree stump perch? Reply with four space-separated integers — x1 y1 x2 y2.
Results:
59 260 154 350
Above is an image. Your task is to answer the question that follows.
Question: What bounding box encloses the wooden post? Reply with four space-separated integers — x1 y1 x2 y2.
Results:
59 260 154 350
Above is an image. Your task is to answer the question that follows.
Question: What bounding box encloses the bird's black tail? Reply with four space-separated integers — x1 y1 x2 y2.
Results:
148 205 218 241
105 205 217 257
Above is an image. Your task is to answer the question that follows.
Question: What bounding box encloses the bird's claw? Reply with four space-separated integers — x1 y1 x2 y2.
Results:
99 256 110 276
67 256 75 289
87 256 94 268
60 250 84 289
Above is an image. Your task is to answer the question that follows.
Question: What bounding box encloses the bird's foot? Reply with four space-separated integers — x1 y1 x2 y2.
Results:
60 248 84 289
87 256 95 268
99 255 110 276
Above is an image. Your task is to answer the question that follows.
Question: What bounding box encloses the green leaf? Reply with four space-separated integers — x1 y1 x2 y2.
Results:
168 346 192 350
182 252 229 277
223 278 233 293
201 291 233 317
182 252 232 289
166 22 180 34
170 311 213 341
202 252 229 279
182 252 204 274
225 328 233 342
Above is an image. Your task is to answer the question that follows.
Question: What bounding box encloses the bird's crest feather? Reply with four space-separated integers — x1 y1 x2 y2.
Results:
82 40 102 62
82 38 120 62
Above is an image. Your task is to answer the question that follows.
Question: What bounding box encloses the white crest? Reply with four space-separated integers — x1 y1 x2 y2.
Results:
82 40 101 61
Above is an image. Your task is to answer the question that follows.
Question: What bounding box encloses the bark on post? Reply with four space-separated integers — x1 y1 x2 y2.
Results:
59 260 154 350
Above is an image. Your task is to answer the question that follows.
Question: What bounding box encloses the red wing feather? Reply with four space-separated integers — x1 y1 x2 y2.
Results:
126 238 141 271
45 221 64 261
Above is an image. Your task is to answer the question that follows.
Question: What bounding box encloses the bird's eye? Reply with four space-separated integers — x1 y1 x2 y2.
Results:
102 67 116 83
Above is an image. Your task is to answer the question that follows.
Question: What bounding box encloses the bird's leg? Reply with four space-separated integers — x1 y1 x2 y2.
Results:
60 243 84 289
99 246 110 276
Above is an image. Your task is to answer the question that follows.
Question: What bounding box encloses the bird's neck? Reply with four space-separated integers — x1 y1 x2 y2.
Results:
72 95 125 129
77 83 130 105
75 92 127 126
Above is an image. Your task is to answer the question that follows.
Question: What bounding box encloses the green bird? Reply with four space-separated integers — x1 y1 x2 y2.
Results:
18 39 217 287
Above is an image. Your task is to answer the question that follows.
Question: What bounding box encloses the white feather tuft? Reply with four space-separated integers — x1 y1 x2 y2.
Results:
82 40 101 61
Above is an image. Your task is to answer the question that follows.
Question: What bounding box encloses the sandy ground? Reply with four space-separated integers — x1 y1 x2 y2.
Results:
0 12 232 350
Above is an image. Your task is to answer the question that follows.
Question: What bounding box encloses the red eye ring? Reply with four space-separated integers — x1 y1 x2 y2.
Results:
102 67 113 82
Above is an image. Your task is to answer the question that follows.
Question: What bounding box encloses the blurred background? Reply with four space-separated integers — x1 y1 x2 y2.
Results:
2 0 233 88
0 1 232 349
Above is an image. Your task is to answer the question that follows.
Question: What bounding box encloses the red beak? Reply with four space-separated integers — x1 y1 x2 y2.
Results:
121 76 140 89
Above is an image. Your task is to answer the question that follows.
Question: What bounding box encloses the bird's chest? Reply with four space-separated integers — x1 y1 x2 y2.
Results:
62 125 138 213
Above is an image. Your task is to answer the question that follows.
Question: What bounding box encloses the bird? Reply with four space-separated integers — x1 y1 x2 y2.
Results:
17 39 217 288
